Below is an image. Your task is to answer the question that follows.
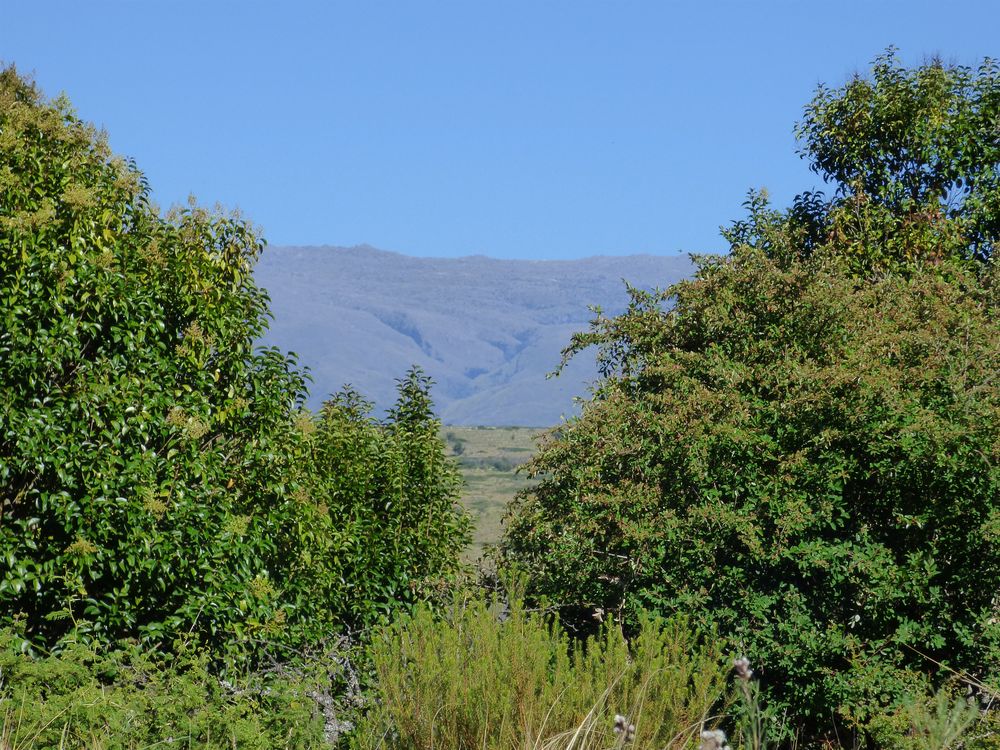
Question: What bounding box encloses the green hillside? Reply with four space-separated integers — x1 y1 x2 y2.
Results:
442 426 541 558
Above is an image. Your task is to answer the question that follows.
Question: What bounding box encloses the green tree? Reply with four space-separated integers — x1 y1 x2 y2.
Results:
500 53 1000 743
0 66 343 658
0 67 469 661
727 50 1000 272
309 369 471 630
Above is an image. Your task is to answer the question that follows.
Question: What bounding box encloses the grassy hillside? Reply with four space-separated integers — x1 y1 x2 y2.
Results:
442 426 542 558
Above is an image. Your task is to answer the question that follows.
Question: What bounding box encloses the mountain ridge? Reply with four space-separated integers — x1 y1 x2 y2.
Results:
254 245 694 425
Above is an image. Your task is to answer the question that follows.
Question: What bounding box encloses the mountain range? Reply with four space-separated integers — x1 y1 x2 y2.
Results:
253 245 694 426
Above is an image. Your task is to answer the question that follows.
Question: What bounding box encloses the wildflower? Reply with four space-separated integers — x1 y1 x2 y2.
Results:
700 728 730 750
733 656 753 681
0 165 15 192
613 714 635 742
222 514 250 538
184 416 209 440
110 157 141 197
2 200 56 231
166 405 210 439
166 406 188 428
142 492 168 520
61 182 96 210
182 320 205 344
294 410 316 436
175 320 215 360
262 608 287 636
248 574 276 600
94 248 115 269
140 239 166 268
65 536 99 556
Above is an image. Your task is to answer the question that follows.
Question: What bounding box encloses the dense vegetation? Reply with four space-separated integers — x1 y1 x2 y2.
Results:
3 51 1000 749
0 65 469 662
501 51 1000 744
0 629 330 748
353 586 730 750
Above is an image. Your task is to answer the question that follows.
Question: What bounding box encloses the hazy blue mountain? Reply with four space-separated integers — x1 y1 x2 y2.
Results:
254 245 694 426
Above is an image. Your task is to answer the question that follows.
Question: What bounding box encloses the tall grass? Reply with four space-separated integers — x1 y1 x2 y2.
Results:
0 632 328 749
352 590 729 750
5 603 995 749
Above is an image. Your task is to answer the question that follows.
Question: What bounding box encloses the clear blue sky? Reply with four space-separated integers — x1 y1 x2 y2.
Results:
3 1 998 259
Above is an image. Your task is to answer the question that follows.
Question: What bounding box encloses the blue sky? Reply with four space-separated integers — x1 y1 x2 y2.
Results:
3 1 998 259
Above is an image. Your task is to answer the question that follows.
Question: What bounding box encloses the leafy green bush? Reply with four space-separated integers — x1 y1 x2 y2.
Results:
499 53 1000 744
0 630 328 749
501 249 999 740
0 65 334 657
0 67 469 661
307 371 471 630
351 585 728 750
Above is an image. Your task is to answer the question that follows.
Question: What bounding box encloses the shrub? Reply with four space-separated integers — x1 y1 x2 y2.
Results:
500 250 1000 741
499 53 1000 743
0 630 328 749
351 585 729 750
0 67 469 662
308 371 472 630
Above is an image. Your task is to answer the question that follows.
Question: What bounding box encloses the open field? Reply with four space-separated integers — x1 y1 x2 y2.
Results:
441 426 545 559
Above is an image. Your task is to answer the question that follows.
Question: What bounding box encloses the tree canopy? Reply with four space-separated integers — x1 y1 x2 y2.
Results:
500 53 1000 742
727 50 1000 272
0 67 468 660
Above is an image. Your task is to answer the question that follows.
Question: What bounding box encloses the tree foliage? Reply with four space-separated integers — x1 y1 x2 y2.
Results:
500 53 1000 741
727 50 1000 271
0 67 468 660
308 371 471 631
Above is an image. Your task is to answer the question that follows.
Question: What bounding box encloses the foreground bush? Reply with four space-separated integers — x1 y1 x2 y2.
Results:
0 66 468 660
352 587 729 750
500 53 1000 744
0 631 328 749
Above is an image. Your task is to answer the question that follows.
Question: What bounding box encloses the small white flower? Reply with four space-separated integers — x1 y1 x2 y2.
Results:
733 656 753 680
700 728 729 750
614 714 636 742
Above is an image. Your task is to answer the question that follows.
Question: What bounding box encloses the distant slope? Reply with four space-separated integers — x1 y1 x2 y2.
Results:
254 245 693 426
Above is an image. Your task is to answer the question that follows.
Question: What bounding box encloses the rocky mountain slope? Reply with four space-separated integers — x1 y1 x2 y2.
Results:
254 245 693 426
